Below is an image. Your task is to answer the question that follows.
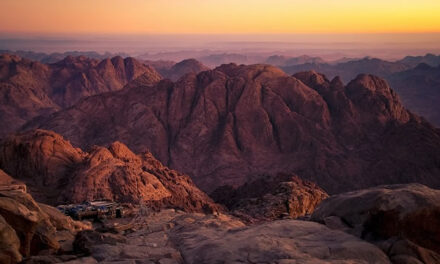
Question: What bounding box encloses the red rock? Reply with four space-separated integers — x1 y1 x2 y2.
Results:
24 64 440 195
211 174 329 222
0 130 221 213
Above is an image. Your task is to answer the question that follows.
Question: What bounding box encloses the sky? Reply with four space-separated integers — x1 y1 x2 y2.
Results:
1 0 440 34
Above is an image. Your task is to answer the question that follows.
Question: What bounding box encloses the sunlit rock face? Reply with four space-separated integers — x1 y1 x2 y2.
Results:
0 129 222 214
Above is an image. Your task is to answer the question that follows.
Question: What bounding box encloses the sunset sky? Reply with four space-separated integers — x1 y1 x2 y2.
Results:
1 0 440 34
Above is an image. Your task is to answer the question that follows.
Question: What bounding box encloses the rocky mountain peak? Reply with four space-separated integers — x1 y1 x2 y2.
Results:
0 129 221 213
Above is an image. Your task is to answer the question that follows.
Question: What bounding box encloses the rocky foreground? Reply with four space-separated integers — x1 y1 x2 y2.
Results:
2 167 439 264
0 170 90 263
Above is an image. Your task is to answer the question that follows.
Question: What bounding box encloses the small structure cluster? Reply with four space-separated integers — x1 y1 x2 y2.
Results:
57 200 125 220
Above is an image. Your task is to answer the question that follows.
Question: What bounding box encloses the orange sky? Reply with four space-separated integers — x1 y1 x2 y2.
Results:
1 0 440 34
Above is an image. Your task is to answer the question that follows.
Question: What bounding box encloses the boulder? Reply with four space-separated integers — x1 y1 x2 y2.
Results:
0 170 89 262
0 189 58 257
311 183 440 263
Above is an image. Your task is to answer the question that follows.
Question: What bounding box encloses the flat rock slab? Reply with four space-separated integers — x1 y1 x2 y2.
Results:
168 214 390 264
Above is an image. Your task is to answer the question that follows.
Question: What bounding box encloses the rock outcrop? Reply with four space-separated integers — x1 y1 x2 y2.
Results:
0 129 221 213
311 184 440 264
25 64 440 194
0 54 161 136
0 171 89 263
211 174 328 222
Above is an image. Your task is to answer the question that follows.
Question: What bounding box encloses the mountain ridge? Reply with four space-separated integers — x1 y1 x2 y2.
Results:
22 63 440 194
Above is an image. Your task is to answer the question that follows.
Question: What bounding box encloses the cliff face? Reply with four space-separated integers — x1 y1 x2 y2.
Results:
23 63 440 194
0 129 221 213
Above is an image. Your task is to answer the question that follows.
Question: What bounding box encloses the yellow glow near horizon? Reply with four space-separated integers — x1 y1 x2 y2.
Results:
1 0 439 34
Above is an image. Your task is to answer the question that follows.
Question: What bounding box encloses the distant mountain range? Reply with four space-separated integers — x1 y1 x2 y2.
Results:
281 54 440 126
0 50 130 64
0 53 210 137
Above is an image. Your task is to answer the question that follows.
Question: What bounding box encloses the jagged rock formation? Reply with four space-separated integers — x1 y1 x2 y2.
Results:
211 174 328 222
0 171 89 263
311 184 440 264
0 130 221 213
281 55 440 126
0 54 161 137
0 54 60 138
49 55 161 107
25 64 440 194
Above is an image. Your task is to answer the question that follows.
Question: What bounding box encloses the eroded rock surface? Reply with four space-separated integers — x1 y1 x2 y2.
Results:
211 174 328 222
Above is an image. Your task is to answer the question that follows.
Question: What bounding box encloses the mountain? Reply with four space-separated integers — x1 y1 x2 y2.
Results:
198 53 263 67
281 57 440 126
0 54 161 137
143 59 176 73
0 129 221 213
388 63 440 126
23 64 440 194
156 59 209 81
265 55 325 66
282 57 410 82
0 54 60 137
0 50 130 64
49 55 161 107
397 53 440 67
